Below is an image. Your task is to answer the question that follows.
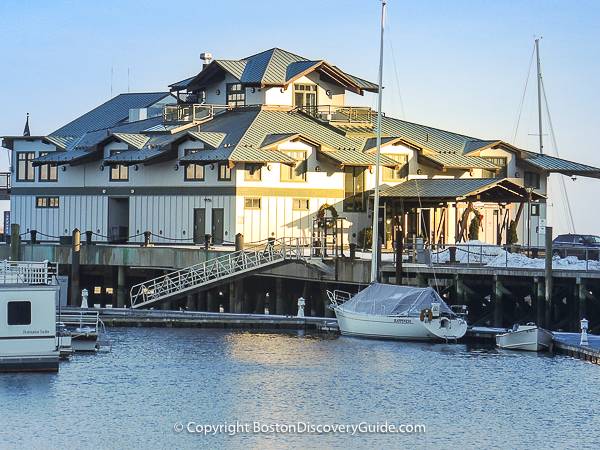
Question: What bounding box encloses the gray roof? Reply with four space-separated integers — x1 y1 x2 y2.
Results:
112 133 150 149
32 147 100 166
380 178 498 198
51 92 172 137
319 148 398 167
187 131 227 149
521 152 600 178
420 153 500 170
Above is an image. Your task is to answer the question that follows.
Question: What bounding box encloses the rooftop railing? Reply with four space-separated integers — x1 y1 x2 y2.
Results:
163 104 225 124
299 105 374 124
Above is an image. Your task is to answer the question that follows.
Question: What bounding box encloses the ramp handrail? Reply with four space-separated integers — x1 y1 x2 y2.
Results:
130 237 304 308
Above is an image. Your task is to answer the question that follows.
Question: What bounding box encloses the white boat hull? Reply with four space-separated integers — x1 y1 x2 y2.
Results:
334 307 468 341
496 326 553 352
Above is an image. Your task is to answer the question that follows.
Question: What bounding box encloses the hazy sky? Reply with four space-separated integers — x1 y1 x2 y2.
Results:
1 0 599 234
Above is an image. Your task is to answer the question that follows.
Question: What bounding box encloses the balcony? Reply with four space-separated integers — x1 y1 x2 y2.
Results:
299 105 374 124
163 104 219 124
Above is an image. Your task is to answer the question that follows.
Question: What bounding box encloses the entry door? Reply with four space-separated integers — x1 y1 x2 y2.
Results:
212 208 224 244
193 208 206 244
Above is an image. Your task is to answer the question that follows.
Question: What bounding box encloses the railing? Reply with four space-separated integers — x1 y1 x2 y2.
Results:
130 238 305 308
299 105 374 123
0 172 10 191
163 104 220 124
0 260 58 285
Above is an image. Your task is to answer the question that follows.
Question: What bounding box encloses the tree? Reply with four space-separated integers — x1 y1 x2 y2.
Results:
507 219 519 245
468 213 483 241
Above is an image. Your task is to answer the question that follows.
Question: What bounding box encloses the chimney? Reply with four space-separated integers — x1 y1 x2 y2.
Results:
200 52 213 70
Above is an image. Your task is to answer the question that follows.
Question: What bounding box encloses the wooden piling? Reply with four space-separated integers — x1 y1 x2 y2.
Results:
116 265 126 308
493 275 503 327
69 228 81 306
196 291 207 311
10 223 21 261
206 289 219 312
544 226 553 328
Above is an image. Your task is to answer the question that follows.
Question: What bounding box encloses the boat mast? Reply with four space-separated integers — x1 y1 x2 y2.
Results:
370 0 386 283
535 37 543 155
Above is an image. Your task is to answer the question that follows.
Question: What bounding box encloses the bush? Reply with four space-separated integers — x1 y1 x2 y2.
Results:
468 214 482 241
507 219 518 245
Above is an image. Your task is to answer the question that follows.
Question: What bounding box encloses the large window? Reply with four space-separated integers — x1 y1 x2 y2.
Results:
244 163 262 181
226 83 245 108
482 157 507 178
292 198 310 211
38 152 58 182
343 166 366 212
184 150 205 181
16 152 35 181
293 84 317 109
280 151 307 182
109 151 128 181
7 301 31 325
524 171 541 189
218 162 232 181
382 154 409 181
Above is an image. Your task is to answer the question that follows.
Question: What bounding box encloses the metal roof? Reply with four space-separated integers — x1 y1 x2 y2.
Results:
521 152 600 178
111 133 150 149
319 148 398 167
50 92 172 137
420 153 499 170
32 147 100 166
44 135 76 150
187 131 227 149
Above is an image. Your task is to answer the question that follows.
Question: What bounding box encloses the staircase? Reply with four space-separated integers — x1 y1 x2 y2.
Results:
130 238 305 309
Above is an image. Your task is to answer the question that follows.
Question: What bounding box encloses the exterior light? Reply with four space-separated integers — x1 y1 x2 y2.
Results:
130 189 135 194
326 89 332 96
515 171 520 177
61 166 67 172
417 169 422 175
99 165 104 171
216 89 221 95
133 165 139 171
174 164 179 171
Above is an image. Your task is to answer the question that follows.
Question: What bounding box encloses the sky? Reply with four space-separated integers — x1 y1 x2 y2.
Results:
1 0 599 234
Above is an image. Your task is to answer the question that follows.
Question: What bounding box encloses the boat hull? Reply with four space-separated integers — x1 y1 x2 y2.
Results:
496 327 553 352
0 353 59 372
334 308 467 341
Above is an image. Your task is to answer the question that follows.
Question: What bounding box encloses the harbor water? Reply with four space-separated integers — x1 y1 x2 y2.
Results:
1 327 600 449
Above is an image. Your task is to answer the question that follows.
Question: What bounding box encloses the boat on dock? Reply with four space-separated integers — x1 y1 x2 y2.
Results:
59 310 106 352
328 283 468 341
0 260 61 372
496 324 554 352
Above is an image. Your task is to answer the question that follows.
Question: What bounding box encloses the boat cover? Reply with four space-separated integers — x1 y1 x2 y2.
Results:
339 283 454 317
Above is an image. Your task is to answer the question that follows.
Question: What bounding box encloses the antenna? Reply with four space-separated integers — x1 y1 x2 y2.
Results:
110 65 114 98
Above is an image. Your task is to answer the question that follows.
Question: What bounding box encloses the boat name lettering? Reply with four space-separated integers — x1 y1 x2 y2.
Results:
393 319 411 325
23 329 50 335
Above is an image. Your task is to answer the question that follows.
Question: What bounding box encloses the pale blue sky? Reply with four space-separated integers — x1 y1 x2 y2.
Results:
1 0 599 233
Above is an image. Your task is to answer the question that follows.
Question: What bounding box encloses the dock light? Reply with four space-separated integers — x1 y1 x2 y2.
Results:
219 291 223 296
581 318 589 346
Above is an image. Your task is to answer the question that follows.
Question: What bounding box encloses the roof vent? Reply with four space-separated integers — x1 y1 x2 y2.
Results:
200 52 213 70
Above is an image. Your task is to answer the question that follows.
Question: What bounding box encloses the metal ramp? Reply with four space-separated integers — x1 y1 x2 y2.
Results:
130 238 305 309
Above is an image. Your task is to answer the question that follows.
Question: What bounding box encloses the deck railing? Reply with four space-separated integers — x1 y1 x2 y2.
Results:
0 260 58 284
163 104 224 124
299 105 374 123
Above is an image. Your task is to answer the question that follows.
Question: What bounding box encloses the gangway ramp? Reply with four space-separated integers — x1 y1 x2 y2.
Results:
130 238 305 309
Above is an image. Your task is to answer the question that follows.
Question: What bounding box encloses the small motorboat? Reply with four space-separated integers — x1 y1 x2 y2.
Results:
496 323 553 352
327 283 468 342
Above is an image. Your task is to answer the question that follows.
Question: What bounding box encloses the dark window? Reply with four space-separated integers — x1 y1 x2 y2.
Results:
7 301 31 325
292 198 309 211
16 152 35 181
244 163 262 181
280 151 307 182
524 171 541 189
109 151 128 181
482 157 507 178
184 150 205 181
293 84 317 110
226 83 245 108
218 162 232 181
382 154 409 181
343 166 366 212
244 197 261 209
555 235 574 243
38 152 58 182
36 196 59 208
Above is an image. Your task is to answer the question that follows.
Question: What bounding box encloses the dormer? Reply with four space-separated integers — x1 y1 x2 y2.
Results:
169 48 378 109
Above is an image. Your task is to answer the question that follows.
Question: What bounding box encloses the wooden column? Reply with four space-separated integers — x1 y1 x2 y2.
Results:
69 228 81 307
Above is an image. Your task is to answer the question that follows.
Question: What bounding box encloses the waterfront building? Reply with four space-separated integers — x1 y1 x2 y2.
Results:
3 48 600 248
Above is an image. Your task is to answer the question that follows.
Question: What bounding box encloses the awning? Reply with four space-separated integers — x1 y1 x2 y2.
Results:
179 147 297 166
379 178 545 204
103 147 174 166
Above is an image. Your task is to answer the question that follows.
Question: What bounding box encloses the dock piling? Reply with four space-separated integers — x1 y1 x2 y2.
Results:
69 228 81 307
545 226 554 328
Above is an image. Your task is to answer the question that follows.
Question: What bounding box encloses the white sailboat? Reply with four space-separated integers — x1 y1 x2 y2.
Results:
328 0 467 342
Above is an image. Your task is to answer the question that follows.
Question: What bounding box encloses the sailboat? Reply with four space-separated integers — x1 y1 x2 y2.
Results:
328 0 468 341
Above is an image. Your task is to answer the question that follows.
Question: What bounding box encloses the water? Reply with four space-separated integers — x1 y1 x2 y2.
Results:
2 328 600 449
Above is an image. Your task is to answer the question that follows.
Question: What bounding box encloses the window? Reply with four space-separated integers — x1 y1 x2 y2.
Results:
524 171 541 189
218 162 232 181
382 154 409 181
293 84 317 109
109 151 128 181
7 301 31 325
292 198 309 211
184 150 205 181
244 163 262 181
482 157 507 178
226 83 245 108
531 204 540 217
244 197 261 209
36 196 59 208
38 152 58 182
16 152 35 181
280 151 307 182
343 166 366 212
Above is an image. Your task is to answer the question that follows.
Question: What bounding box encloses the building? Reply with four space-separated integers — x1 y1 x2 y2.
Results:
3 48 600 249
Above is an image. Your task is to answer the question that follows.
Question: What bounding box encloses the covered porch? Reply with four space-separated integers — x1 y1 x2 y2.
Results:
376 178 545 248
